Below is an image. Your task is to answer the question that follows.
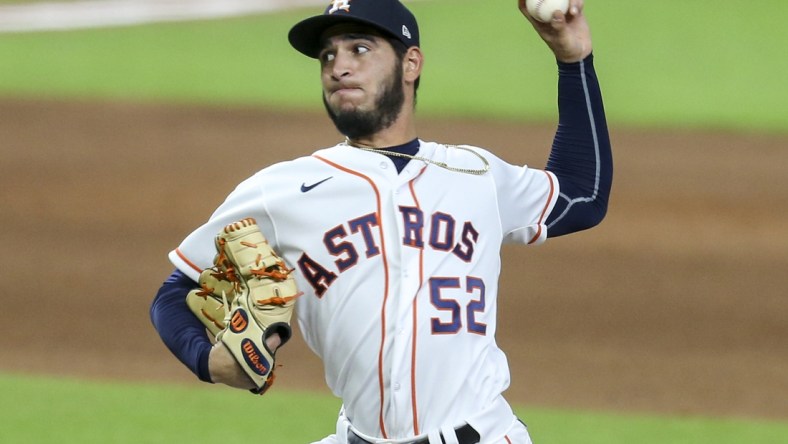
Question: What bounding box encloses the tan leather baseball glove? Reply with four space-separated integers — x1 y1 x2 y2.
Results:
185 218 300 394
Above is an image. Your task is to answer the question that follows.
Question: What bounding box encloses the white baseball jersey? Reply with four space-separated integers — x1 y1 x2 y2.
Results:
170 141 558 441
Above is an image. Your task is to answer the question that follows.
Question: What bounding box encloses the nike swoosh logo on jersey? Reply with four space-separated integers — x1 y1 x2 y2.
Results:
301 176 333 193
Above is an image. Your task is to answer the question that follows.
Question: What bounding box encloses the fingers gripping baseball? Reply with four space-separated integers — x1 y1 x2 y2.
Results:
518 0 592 63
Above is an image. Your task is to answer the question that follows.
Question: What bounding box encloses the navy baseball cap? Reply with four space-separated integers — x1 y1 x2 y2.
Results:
288 0 420 58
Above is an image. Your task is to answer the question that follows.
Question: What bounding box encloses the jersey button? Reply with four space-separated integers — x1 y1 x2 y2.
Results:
380 162 388 169
393 383 401 391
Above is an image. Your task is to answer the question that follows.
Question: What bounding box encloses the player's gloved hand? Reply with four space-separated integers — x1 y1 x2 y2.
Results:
186 218 301 394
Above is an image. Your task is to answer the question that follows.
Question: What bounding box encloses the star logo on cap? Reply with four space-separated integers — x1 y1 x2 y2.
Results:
328 0 351 14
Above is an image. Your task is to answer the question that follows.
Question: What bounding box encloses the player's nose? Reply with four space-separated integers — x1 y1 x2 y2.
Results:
330 52 354 80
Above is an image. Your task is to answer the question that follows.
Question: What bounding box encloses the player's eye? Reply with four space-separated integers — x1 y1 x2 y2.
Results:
320 51 336 63
354 45 370 55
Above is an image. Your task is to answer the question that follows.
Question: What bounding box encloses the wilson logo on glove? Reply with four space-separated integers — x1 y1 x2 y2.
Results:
229 310 249 333
241 339 271 376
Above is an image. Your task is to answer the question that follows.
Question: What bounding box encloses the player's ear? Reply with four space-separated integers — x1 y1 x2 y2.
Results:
403 46 423 83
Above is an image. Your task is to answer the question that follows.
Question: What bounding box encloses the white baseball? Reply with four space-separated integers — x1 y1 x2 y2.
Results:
525 0 570 23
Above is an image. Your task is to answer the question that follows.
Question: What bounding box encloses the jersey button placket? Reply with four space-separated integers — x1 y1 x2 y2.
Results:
387 182 418 436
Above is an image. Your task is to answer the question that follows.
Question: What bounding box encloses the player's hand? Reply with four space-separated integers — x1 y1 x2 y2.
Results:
208 334 282 389
518 0 592 63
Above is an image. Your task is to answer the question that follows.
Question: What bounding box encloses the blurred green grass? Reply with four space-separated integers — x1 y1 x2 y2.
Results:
2 373 786 444
0 0 786 132
0 373 341 443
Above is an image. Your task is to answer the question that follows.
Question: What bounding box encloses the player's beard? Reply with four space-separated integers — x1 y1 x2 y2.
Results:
323 63 405 140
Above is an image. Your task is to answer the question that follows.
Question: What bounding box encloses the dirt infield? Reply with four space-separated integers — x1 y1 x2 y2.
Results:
1 98 786 421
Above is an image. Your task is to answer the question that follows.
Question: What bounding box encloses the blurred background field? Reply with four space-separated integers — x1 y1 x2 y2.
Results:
1 0 787 132
1 1 786 443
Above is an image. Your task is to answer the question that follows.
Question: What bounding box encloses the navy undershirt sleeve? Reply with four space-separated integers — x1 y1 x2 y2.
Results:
545 53 613 237
149 269 213 382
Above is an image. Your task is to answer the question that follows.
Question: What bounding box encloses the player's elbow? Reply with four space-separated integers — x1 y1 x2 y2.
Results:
576 182 612 231
587 198 608 228
547 198 608 238
570 207 607 233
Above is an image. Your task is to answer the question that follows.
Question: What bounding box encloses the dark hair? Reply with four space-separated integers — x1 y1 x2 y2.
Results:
389 38 420 103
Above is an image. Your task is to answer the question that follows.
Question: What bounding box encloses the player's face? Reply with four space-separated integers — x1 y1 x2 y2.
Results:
319 25 405 139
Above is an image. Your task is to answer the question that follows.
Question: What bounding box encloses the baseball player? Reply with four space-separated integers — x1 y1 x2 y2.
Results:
150 0 612 443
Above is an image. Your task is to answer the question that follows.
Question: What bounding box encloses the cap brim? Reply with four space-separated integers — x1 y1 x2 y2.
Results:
288 15 393 59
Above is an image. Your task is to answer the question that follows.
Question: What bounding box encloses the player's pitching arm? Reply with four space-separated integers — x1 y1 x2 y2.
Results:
519 0 613 237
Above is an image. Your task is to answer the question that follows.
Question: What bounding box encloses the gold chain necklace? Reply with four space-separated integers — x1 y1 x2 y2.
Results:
342 137 490 176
